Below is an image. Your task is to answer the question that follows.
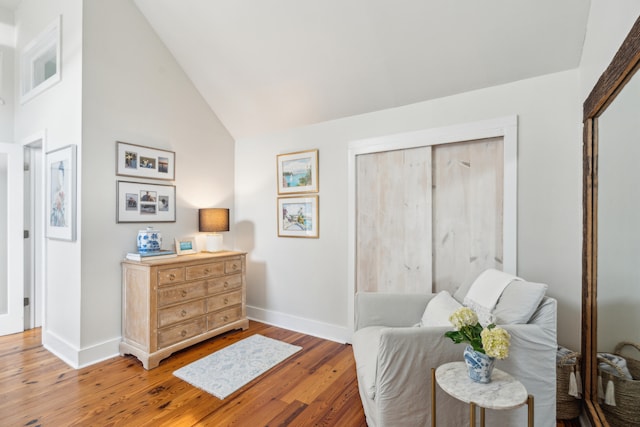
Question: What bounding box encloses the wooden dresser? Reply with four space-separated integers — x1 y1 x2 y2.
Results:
120 251 249 369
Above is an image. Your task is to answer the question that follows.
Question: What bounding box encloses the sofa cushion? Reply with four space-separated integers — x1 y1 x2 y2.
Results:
352 326 385 400
493 281 548 324
420 291 461 327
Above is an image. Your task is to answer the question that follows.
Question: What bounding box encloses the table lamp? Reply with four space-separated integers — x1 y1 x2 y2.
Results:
199 208 229 252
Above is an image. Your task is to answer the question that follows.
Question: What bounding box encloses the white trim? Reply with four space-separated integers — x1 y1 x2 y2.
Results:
20 16 62 104
42 328 120 369
346 116 518 335
247 305 349 344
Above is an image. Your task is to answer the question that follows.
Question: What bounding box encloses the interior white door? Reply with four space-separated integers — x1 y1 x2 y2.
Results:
0 142 24 336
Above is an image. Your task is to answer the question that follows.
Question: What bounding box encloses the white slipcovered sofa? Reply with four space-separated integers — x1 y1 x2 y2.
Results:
352 275 557 427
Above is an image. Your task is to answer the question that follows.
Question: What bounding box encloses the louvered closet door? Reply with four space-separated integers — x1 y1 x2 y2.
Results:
355 137 504 295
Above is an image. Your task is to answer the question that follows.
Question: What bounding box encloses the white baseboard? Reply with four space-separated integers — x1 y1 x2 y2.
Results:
247 305 351 344
42 328 120 369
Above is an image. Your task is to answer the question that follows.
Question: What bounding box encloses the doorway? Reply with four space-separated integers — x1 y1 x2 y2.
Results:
23 138 44 330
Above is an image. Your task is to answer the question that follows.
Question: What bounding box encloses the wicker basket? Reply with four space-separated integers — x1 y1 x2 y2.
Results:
556 350 582 420
598 342 640 427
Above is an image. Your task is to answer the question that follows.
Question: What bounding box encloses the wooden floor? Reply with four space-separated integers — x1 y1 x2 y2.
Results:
0 322 582 426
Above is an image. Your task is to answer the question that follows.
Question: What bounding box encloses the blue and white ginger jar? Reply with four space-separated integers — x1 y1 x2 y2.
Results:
137 227 162 253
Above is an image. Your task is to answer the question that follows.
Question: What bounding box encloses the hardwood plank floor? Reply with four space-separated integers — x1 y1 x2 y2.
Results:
0 322 582 426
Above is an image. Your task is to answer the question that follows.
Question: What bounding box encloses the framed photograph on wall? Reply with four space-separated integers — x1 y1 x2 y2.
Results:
46 144 77 241
116 141 175 181
116 181 176 223
277 195 319 238
276 149 318 194
175 237 197 255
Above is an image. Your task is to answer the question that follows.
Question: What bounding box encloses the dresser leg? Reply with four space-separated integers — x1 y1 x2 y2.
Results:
527 395 534 427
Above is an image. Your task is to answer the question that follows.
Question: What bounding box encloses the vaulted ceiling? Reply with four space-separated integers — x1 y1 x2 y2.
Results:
134 1 590 139
3 1 592 139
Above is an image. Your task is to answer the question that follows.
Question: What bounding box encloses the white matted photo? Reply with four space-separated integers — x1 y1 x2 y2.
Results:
117 181 176 223
277 195 319 238
46 144 77 241
175 237 197 255
276 149 318 194
116 141 175 181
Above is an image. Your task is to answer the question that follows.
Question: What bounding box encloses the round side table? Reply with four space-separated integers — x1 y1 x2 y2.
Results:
431 361 534 427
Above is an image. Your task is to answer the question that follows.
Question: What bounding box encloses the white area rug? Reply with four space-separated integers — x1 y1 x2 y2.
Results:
173 334 302 399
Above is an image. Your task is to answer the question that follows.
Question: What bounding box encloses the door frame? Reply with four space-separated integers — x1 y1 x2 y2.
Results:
346 116 518 338
22 130 47 330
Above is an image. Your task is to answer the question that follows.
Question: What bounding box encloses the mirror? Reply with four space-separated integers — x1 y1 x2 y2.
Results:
583 16 640 427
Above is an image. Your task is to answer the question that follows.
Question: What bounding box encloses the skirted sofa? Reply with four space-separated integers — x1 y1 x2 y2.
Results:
352 277 557 427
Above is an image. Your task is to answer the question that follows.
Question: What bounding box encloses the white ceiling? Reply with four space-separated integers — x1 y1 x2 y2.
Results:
134 0 591 139
2 1 591 139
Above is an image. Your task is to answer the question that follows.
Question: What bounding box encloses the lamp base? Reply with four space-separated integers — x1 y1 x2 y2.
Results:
204 233 224 252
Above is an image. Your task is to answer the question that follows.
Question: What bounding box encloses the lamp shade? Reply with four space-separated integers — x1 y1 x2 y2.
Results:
199 208 229 233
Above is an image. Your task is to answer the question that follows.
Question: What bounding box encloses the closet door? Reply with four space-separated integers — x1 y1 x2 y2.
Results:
355 146 433 293
432 137 504 293
355 137 503 295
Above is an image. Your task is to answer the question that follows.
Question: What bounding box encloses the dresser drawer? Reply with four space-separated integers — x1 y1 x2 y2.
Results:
158 281 207 307
158 317 206 349
225 259 242 274
186 262 224 280
158 300 206 328
207 306 242 330
207 290 242 312
207 274 242 294
158 267 185 285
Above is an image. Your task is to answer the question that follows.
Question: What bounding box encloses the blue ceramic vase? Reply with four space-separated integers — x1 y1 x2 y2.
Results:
463 345 496 383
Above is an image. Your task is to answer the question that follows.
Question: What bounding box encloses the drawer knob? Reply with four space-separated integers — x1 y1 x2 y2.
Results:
232 264 238 270
224 297 229 305
204 269 210 274
181 290 188 297
181 330 187 337
169 273 176 281
181 310 187 317
223 315 229 322
223 282 229 288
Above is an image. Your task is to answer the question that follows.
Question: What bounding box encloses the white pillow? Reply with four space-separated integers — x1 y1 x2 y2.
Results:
420 291 462 327
493 281 548 324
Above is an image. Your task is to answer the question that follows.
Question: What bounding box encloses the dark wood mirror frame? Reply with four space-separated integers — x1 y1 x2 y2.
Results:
582 15 640 426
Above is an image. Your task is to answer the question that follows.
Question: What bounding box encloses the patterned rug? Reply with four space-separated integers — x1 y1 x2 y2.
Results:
173 334 302 399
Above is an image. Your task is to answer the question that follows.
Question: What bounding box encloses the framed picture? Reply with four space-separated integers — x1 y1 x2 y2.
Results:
175 237 197 255
20 16 61 104
276 149 318 194
116 181 176 223
46 145 77 241
277 196 319 238
116 141 175 181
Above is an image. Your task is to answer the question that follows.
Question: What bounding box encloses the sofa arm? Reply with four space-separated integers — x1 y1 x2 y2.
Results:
355 292 433 330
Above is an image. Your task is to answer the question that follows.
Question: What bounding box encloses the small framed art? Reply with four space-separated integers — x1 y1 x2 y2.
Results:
46 144 77 241
277 196 319 238
175 237 197 255
116 141 175 181
116 181 176 223
276 149 318 194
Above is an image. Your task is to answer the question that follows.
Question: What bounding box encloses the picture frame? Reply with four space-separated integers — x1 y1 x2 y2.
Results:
116 141 176 181
116 180 176 223
277 196 319 238
20 16 61 104
276 149 318 194
46 144 77 241
175 237 197 255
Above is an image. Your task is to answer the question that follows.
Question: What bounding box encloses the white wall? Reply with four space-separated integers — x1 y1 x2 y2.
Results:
579 0 640 100
0 7 14 142
79 0 235 366
236 69 583 348
13 0 84 363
